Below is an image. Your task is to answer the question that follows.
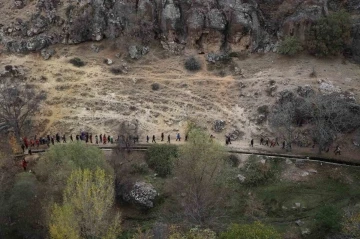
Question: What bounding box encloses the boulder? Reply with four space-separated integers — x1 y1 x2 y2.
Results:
213 120 226 132
119 181 158 209
161 41 185 55
228 129 244 141
295 220 304 226
319 81 341 94
104 58 113 65
206 52 229 63
237 174 246 183
40 48 55 60
128 45 149 59
301 228 310 236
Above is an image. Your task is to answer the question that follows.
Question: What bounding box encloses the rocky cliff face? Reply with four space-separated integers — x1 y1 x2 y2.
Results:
1 0 359 61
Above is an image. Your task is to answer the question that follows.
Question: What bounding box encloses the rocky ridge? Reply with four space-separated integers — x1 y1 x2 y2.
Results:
0 0 359 61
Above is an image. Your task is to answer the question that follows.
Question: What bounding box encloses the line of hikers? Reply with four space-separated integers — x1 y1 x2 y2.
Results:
21 132 120 152
21 132 342 156
146 132 186 144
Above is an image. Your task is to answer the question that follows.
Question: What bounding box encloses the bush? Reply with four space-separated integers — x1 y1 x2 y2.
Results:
243 157 278 186
110 67 123 75
151 82 160 91
314 205 342 237
130 163 149 175
184 56 201 72
306 10 351 56
278 36 303 56
220 222 281 239
35 143 113 195
69 57 86 67
145 144 178 177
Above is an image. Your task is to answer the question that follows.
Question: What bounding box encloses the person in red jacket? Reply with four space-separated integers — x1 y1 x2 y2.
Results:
23 137 29 149
103 134 107 144
22 159 28 171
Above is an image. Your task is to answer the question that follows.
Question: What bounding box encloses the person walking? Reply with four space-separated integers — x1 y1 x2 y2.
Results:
146 135 149 143
107 135 110 143
167 134 170 143
161 133 164 141
62 134 66 143
251 139 254 147
260 137 264 145
22 158 28 171
185 134 188 141
36 139 40 148
103 135 107 144
334 145 341 155
152 135 156 143
51 137 55 145
265 138 269 146
95 135 98 144
282 141 286 149
227 135 232 145
21 144 25 153
70 134 73 142
176 133 181 141
90 134 93 144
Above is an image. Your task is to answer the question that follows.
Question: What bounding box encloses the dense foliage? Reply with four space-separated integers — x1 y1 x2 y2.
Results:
145 144 178 177
306 10 351 56
184 56 201 72
220 222 281 239
278 36 303 56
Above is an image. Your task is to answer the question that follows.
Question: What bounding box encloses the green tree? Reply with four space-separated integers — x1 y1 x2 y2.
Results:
220 222 281 239
168 128 227 226
313 205 342 237
278 36 303 56
49 168 121 239
307 10 351 56
145 144 178 177
7 172 46 238
35 143 113 196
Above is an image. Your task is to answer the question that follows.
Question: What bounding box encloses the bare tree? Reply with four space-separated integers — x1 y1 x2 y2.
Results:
305 93 360 154
167 128 228 226
0 77 45 142
270 89 360 154
269 100 298 151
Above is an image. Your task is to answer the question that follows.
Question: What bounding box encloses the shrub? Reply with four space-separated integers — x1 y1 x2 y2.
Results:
145 144 178 177
243 157 278 186
69 57 86 67
306 10 351 56
110 67 123 75
130 163 149 175
35 143 113 196
220 222 281 239
151 82 160 91
184 56 201 72
313 205 342 237
227 154 239 167
278 36 303 56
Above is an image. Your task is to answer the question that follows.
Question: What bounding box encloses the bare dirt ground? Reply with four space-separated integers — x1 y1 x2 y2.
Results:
1 40 360 160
